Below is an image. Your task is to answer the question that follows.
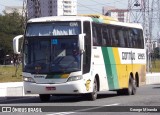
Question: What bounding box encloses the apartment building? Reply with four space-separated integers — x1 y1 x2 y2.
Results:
27 0 77 19
103 6 129 22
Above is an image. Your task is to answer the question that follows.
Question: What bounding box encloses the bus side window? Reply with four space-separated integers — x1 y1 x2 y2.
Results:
96 24 102 46
132 29 139 48
102 25 110 46
92 24 98 46
123 28 129 48
128 30 133 48
101 28 106 46
92 23 103 46
137 29 144 48
111 27 118 47
117 28 125 47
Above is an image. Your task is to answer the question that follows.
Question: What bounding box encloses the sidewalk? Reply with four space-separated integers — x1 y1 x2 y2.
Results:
0 82 23 97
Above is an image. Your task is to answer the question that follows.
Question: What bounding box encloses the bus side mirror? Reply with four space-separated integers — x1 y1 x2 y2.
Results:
13 35 23 54
78 34 86 52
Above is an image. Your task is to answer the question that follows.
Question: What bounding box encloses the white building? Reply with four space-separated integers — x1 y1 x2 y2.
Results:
5 6 23 15
103 6 129 22
27 0 77 19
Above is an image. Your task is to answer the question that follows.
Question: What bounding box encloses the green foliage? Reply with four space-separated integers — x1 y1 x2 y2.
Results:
153 47 160 59
0 11 23 64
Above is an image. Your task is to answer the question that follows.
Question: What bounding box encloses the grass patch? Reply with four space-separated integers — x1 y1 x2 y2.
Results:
0 65 22 83
150 59 160 72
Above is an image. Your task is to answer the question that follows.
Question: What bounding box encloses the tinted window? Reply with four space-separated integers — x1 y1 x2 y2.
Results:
92 22 144 49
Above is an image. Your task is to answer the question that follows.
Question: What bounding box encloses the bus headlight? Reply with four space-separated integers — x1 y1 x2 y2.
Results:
23 77 35 83
67 76 83 82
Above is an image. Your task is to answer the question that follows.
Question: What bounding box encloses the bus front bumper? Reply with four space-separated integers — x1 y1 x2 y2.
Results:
24 80 88 95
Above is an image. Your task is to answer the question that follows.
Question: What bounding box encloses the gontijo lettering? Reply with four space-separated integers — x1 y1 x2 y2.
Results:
122 52 135 60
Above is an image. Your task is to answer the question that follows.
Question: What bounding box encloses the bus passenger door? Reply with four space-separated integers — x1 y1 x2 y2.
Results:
83 21 91 74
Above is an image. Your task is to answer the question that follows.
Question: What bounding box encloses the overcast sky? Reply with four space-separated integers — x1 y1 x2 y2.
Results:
0 0 128 14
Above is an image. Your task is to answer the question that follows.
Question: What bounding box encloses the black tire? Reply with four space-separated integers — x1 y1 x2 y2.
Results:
124 77 137 95
117 89 125 95
39 94 50 102
132 78 137 95
88 78 98 101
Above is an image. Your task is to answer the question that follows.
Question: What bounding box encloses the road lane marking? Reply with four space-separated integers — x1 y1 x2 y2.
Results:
46 103 120 115
47 112 75 115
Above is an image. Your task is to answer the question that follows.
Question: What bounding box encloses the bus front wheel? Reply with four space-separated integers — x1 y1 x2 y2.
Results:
88 78 98 101
39 94 50 102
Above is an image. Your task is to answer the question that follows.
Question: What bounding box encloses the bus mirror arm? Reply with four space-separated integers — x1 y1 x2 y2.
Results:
13 35 24 54
78 34 86 51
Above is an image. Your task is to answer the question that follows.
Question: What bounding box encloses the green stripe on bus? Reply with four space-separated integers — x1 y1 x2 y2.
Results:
101 47 119 90
92 18 99 23
92 18 104 23
46 74 69 79
98 19 104 23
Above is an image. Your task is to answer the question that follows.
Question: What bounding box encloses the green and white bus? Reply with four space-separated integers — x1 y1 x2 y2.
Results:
13 14 146 101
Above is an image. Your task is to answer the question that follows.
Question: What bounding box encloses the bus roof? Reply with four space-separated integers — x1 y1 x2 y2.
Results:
27 16 92 23
28 15 143 29
79 14 143 29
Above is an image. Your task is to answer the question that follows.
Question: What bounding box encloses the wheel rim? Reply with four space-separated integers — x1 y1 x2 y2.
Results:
132 80 137 94
129 80 132 94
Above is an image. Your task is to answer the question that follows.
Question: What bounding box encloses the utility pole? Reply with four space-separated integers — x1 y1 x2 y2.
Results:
150 0 160 40
150 0 160 70
128 0 142 23
144 0 151 73
128 0 150 38
22 0 28 31
128 0 151 72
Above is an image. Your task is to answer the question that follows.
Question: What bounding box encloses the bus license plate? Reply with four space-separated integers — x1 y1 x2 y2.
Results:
46 87 56 91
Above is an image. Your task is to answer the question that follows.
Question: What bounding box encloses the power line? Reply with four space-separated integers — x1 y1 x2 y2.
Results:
77 4 101 11
78 0 128 14
88 0 111 6
0 3 5 7
87 0 127 6
77 2 102 14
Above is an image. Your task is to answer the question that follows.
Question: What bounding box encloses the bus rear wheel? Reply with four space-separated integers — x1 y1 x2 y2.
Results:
39 94 50 102
117 77 136 95
125 77 137 95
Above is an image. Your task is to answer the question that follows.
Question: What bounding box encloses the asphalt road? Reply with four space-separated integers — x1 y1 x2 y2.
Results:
0 84 160 115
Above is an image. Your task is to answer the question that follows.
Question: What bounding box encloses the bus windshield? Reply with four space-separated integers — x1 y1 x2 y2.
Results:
24 21 81 74
24 36 81 74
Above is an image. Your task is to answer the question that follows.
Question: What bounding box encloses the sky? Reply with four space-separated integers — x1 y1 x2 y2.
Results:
0 0 128 14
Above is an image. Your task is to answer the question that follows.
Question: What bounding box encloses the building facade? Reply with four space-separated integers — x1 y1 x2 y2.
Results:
103 6 129 22
27 0 77 19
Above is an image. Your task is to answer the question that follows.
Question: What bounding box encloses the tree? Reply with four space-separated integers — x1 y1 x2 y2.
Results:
0 11 23 64
153 47 160 59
